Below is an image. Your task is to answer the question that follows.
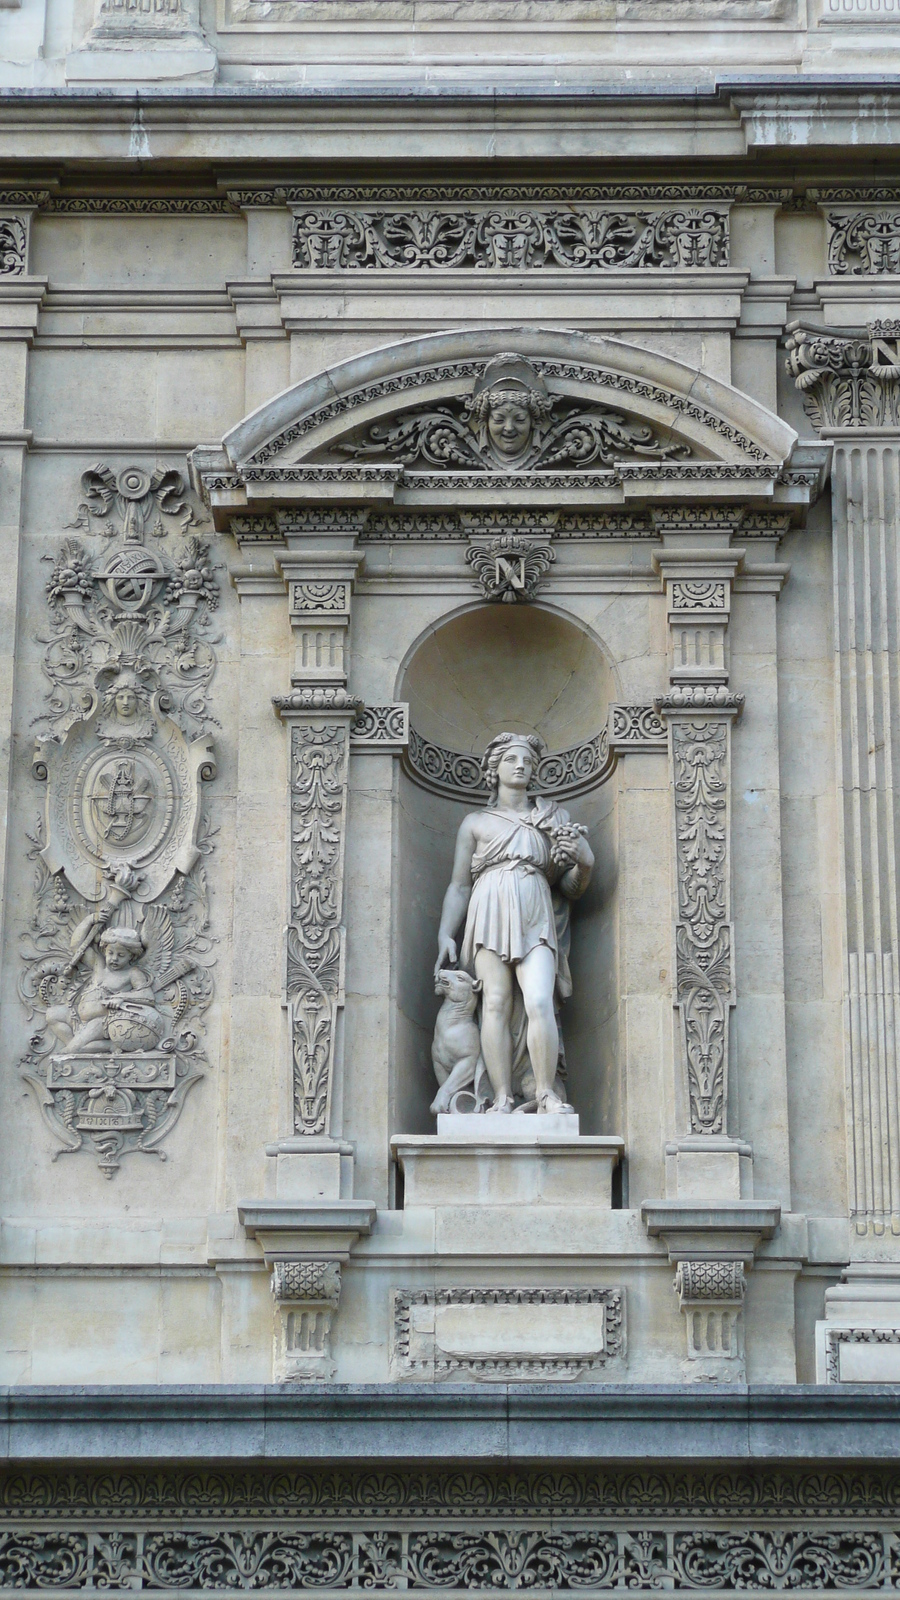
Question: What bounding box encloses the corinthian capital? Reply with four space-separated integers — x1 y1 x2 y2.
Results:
785 319 900 431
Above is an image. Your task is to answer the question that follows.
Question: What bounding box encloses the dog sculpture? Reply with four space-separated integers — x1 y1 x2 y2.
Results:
430 968 486 1115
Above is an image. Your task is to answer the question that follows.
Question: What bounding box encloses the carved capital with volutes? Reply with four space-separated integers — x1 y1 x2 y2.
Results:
785 319 900 432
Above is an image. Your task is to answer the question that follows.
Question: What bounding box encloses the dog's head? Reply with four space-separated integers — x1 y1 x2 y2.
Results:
434 969 482 1006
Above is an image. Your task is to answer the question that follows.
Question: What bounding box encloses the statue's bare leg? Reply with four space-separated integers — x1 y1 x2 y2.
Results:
64 1016 113 1054
516 944 565 1111
474 948 515 1111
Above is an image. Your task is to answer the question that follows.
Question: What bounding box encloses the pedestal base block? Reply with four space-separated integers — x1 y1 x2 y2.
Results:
392 1134 623 1208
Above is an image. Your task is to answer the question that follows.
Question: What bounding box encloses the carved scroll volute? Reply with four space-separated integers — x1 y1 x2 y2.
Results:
653 535 744 1139
273 542 364 1140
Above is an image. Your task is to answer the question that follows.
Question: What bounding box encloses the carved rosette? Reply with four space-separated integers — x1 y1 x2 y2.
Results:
18 467 218 1177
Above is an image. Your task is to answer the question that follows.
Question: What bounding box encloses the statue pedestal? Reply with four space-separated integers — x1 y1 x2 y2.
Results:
392 1130 623 1208
436 1111 580 1139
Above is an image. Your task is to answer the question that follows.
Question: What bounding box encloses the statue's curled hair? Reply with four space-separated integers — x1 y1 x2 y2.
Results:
481 732 546 800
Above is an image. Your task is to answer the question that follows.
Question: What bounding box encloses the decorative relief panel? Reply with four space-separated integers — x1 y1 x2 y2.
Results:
246 354 766 470
350 704 409 752
392 1287 624 1381
609 705 668 751
291 205 729 272
0 213 28 276
280 715 354 1137
336 354 689 476
466 534 555 602
406 724 615 804
19 468 218 1178
827 208 900 274
663 713 743 1136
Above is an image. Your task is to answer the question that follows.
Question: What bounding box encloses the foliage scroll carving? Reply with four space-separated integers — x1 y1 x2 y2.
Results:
292 205 729 272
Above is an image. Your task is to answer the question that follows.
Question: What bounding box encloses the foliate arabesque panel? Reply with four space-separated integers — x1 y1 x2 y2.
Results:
18 466 219 1178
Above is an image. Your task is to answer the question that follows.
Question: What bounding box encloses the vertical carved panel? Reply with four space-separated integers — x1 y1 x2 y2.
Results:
277 691 359 1137
671 719 734 1135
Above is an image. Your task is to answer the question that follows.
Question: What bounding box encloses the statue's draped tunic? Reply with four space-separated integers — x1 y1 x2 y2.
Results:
460 800 575 1000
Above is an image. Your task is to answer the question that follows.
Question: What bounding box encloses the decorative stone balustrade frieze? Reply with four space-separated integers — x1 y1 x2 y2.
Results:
787 321 900 1243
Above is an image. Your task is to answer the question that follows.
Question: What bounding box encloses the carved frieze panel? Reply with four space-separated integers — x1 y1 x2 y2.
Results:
827 208 900 274
291 205 729 272
392 1287 625 1381
0 213 28 276
0 1459 898 1591
19 468 218 1178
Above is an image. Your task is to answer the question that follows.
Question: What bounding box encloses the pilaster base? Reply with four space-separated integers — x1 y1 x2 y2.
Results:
816 1266 900 1383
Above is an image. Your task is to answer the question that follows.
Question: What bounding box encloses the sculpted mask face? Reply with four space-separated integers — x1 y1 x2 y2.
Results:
487 393 533 459
114 687 139 719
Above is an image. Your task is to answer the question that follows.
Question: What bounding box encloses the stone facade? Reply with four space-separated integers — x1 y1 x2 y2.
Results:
4 2 900 1586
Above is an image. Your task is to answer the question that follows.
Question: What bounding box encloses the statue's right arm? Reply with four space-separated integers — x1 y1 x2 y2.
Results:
434 815 478 976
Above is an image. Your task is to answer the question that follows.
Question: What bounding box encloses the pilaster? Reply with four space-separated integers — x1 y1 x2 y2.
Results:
234 509 375 1379
0 220 43 971
642 511 784 1380
787 321 900 1243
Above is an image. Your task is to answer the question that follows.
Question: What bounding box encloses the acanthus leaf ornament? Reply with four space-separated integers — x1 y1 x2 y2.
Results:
19 472 218 1178
785 322 900 430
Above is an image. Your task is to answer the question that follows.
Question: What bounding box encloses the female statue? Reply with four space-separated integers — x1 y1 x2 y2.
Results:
434 732 594 1114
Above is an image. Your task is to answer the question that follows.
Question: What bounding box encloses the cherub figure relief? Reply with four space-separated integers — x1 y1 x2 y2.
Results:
45 901 195 1058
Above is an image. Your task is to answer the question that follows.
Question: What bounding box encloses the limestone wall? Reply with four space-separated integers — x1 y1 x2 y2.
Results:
1 121 900 1389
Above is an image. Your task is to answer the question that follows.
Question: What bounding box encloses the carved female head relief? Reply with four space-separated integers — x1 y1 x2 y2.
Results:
466 354 554 468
